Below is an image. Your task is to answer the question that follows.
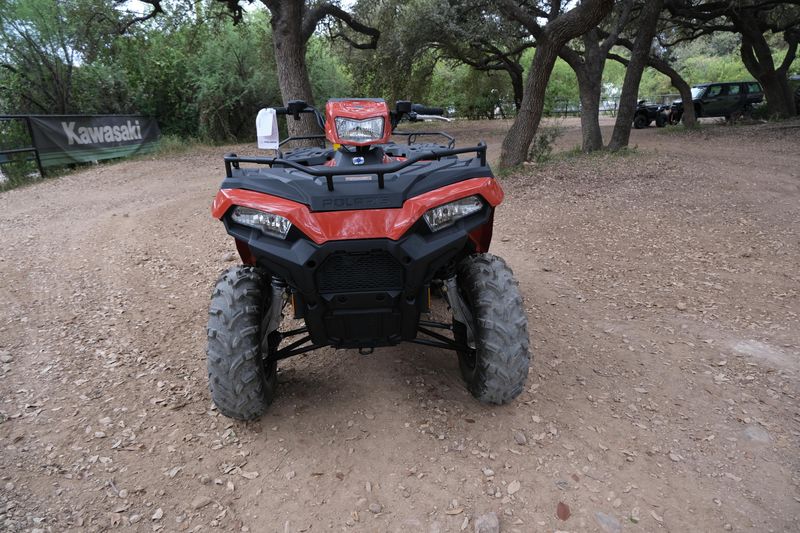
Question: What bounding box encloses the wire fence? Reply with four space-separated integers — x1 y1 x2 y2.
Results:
545 94 680 118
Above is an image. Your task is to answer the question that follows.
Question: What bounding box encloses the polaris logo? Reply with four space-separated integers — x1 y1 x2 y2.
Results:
61 120 143 145
321 196 391 209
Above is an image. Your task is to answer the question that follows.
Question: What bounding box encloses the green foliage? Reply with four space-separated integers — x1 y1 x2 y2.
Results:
0 117 41 190
0 3 351 142
428 65 514 119
307 37 353 102
344 0 435 102
543 58 581 114
527 123 563 164
190 16 280 141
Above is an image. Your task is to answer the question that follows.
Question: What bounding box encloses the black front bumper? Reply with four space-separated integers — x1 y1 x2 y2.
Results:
223 210 491 348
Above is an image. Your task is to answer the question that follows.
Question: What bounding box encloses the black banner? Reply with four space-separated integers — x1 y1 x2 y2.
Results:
29 115 160 168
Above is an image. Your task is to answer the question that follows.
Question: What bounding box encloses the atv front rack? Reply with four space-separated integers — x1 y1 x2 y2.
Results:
223 142 487 192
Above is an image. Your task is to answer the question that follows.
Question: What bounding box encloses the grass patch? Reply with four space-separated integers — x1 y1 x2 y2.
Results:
551 145 641 164
655 122 706 135
151 134 203 156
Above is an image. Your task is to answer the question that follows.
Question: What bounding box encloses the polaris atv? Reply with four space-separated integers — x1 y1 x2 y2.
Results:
207 98 530 420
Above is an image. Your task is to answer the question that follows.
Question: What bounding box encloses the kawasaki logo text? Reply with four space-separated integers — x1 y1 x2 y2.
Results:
62 121 143 145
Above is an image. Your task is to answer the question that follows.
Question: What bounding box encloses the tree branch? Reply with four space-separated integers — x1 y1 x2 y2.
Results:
302 2 379 48
113 0 164 33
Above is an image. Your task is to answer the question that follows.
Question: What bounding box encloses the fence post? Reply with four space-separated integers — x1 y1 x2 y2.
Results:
24 116 45 178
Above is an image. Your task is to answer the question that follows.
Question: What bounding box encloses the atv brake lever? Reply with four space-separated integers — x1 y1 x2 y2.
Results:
414 114 453 122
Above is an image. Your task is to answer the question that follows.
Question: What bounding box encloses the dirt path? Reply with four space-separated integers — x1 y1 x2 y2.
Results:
1 119 798 533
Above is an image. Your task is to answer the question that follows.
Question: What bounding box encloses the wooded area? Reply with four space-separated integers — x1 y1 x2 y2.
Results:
1 0 798 168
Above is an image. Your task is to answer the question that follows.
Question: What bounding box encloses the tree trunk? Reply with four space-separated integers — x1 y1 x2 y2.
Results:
575 65 604 151
564 35 606 152
499 41 560 167
653 58 696 127
497 0 614 168
562 1 634 153
737 17 798 118
608 0 663 151
759 70 796 117
508 65 524 111
269 0 320 137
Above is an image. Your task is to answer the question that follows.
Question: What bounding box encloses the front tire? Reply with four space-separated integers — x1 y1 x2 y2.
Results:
453 254 530 404
633 114 648 129
206 265 277 420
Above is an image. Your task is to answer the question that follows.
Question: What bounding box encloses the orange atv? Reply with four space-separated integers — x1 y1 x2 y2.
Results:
207 99 530 419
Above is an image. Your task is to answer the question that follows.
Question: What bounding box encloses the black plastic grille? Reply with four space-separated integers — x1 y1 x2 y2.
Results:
317 251 403 293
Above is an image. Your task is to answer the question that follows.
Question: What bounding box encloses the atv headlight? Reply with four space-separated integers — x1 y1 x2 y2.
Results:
423 196 483 232
230 206 292 239
335 116 384 143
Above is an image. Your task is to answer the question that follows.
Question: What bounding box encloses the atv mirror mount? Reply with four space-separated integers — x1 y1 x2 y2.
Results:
395 101 412 114
286 100 308 120
391 101 413 129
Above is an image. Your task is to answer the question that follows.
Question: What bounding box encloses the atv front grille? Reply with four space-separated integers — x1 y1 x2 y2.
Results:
316 251 404 293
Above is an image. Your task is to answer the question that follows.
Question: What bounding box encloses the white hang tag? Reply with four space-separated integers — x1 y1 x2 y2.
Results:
256 108 279 150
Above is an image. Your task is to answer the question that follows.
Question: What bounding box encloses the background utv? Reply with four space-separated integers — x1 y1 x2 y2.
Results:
671 81 764 122
207 99 531 420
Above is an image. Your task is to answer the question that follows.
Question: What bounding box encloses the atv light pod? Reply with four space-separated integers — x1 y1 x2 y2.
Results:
230 206 292 239
334 116 385 143
423 195 483 232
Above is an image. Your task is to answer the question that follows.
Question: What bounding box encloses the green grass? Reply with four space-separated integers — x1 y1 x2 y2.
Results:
151 133 203 156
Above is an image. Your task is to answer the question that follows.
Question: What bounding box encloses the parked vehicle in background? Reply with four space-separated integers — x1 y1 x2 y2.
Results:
633 99 668 128
790 75 800 111
670 81 764 123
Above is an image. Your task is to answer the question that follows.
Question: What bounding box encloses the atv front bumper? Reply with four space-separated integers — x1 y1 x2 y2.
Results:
223 209 493 348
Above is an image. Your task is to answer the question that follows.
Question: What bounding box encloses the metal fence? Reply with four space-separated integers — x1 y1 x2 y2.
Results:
546 94 680 118
0 115 45 178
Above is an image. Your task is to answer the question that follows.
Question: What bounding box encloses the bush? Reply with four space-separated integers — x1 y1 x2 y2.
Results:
527 123 563 164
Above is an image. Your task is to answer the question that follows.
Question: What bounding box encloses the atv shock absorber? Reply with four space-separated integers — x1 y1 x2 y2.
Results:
265 276 287 334
443 275 476 349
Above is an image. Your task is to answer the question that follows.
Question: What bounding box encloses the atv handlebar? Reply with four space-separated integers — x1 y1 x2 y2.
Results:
411 104 445 116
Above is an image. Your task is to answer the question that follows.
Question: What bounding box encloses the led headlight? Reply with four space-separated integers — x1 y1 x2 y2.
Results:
230 206 292 239
423 195 483 232
335 116 384 143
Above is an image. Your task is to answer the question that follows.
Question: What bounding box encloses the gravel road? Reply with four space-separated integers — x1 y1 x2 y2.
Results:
1 118 798 532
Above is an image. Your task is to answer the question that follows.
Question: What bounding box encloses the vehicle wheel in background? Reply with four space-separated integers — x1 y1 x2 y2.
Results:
633 114 649 129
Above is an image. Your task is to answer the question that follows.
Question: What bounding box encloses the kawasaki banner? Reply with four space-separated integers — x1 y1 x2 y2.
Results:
29 115 160 168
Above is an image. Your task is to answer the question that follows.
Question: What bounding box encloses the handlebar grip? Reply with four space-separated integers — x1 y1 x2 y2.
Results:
411 104 445 116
